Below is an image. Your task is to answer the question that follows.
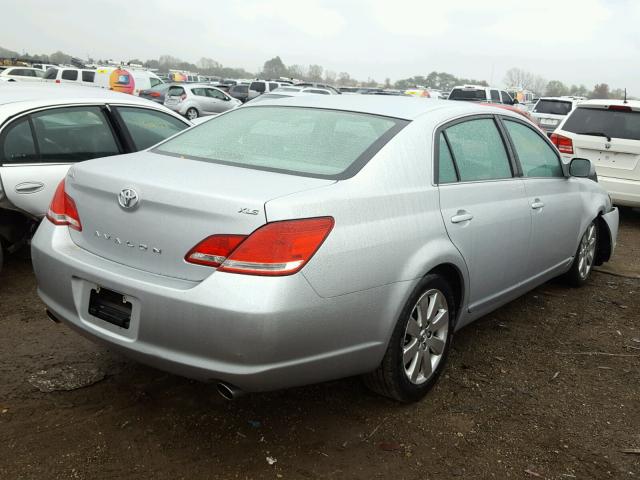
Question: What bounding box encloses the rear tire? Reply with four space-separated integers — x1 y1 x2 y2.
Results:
363 274 455 403
564 220 598 287
185 107 199 120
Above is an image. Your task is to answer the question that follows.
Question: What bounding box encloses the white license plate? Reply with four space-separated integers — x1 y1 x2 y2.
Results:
540 118 558 126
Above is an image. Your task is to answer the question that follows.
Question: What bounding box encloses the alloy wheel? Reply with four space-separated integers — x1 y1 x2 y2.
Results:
402 289 449 385
578 223 597 280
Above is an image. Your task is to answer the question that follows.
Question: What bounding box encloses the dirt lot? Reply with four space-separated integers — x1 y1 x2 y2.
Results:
1 209 639 480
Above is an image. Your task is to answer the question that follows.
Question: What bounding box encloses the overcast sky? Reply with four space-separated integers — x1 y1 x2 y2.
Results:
3 0 639 92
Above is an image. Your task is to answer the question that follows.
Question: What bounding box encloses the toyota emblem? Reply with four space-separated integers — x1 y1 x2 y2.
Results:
118 188 140 210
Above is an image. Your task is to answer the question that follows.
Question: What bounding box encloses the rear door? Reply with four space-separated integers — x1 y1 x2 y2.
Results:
0 106 123 217
500 117 581 276
204 88 230 113
436 116 531 315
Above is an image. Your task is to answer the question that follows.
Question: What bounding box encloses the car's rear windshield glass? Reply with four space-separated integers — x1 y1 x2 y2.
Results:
154 106 406 179
563 107 640 141
448 89 486 101
534 100 573 115
167 86 185 96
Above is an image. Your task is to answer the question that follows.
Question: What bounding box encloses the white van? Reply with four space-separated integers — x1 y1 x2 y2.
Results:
92 67 164 96
44 67 97 87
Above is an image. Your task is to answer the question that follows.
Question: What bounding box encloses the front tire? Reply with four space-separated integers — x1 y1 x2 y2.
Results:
364 274 455 402
185 107 199 120
564 220 598 287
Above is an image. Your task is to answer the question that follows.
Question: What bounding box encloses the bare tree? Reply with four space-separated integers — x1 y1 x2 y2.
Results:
504 68 535 90
307 64 324 82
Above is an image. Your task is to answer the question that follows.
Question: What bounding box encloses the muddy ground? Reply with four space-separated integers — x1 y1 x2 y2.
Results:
1 209 639 480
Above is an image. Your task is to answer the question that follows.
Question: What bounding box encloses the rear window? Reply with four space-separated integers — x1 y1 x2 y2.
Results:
167 86 185 96
232 85 248 93
534 100 573 116
448 88 487 101
562 107 640 141
154 106 406 179
44 68 58 79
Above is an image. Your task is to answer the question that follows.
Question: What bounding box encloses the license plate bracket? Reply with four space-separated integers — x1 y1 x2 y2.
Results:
88 287 132 329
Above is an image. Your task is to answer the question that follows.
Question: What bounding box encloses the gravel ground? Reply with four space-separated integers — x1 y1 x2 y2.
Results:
1 208 639 480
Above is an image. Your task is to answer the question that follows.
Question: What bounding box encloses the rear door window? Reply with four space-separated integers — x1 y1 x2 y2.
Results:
115 107 187 150
31 107 120 162
44 68 58 80
562 107 640 141
61 70 78 81
504 120 563 177
490 90 500 102
191 88 206 96
444 118 512 181
205 88 226 100
500 91 513 104
1 118 38 164
437 133 458 184
534 100 573 115
250 82 265 93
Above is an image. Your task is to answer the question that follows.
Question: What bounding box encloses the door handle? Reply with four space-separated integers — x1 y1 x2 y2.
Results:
451 211 474 224
15 181 45 194
531 200 545 210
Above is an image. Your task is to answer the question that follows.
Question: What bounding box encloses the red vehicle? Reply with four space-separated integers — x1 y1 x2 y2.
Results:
481 103 544 132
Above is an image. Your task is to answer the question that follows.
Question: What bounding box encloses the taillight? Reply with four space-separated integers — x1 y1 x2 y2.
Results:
149 92 161 97
55 79 60 84
46 180 82 231
550 133 574 154
185 217 334 276
608 105 632 112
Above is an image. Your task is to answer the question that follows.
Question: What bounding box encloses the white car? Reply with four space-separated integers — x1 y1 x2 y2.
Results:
531 97 584 136
0 67 46 83
43 67 97 87
448 85 516 106
0 84 191 272
247 80 288 101
552 99 640 207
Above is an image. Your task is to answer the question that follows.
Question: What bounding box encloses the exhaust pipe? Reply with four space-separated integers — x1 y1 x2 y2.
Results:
46 309 61 323
216 382 244 400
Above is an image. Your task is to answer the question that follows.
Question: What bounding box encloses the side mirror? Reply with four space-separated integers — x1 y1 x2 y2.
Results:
569 158 597 181
512 98 519 105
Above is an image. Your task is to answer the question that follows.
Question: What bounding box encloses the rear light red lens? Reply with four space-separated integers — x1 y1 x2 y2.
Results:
55 79 60 84
185 217 334 276
608 105 632 112
46 180 82 231
550 133 574 154
185 235 246 267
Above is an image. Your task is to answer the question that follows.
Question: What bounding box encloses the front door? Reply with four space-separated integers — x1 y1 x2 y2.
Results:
436 117 532 315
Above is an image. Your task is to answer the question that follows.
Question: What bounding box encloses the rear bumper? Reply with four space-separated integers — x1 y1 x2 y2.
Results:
599 176 640 207
31 221 403 392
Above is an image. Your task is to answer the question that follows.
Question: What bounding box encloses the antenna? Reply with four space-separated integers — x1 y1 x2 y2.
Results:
624 88 628 104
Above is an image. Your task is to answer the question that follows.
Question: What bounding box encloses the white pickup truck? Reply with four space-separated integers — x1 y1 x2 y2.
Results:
0 84 191 272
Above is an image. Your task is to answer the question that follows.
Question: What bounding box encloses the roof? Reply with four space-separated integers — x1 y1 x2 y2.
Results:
0 83 181 121
241 94 518 121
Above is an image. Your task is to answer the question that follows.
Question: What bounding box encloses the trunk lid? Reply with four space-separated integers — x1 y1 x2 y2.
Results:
572 136 640 181
66 151 334 281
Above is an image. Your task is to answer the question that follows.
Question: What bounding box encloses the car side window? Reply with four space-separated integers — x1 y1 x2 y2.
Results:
490 89 500 102
1 118 38 164
149 77 162 88
31 106 120 163
444 118 512 181
437 133 458 184
116 107 187 150
500 91 513 104
250 82 265 93
269 82 279 91
191 88 206 96
61 70 78 81
205 88 226 100
504 120 564 178
82 71 95 82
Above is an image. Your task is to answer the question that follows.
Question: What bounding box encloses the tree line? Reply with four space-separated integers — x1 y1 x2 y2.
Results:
1 46 632 99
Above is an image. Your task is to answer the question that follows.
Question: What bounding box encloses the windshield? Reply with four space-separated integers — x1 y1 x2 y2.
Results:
154 106 406 179
534 100 573 116
448 89 486 101
563 107 640 141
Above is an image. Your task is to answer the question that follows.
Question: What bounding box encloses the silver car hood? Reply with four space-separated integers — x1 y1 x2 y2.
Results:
66 151 335 281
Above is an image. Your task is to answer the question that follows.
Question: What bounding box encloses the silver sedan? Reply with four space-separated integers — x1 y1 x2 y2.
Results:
31 96 619 402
